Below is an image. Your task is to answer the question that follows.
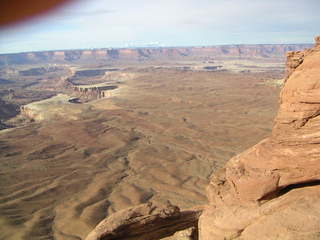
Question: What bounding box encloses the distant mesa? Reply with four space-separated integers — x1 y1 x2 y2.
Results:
0 44 313 65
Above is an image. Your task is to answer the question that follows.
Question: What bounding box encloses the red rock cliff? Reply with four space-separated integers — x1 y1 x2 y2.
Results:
199 36 320 240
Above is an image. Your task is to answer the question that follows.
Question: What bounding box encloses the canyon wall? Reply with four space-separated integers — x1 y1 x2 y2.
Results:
199 36 320 239
72 85 118 99
0 44 312 65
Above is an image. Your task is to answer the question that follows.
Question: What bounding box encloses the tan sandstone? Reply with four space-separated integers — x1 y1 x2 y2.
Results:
85 201 202 240
199 36 320 239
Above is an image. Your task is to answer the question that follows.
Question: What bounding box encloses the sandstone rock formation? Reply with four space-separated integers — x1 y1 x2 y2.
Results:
199 36 320 239
72 85 118 99
85 201 202 240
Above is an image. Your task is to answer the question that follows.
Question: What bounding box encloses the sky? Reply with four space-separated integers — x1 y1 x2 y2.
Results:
0 0 319 54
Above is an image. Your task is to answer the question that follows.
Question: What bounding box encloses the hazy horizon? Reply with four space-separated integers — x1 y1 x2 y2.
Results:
0 0 319 54
0 42 315 55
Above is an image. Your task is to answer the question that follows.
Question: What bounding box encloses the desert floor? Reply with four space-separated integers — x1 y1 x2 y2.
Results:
0 64 282 240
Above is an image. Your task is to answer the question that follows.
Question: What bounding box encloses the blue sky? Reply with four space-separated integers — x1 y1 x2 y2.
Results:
0 0 319 53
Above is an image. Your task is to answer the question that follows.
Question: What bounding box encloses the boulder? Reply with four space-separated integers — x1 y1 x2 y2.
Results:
85 201 202 240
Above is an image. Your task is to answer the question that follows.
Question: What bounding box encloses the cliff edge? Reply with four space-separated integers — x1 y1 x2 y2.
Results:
199 36 320 239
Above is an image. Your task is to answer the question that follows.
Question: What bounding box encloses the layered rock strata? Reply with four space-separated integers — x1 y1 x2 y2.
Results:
199 36 320 239
0 44 312 65
73 85 118 99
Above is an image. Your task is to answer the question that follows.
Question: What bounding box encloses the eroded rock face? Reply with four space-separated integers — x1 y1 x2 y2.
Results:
199 36 320 239
285 50 305 79
85 201 202 240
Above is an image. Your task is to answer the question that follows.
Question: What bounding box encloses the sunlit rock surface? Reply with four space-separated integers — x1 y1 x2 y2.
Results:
199 36 320 240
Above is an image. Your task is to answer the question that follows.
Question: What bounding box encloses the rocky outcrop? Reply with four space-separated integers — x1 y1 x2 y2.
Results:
285 51 305 79
286 37 320 80
316 36 320 46
0 44 312 65
85 201 202 240
198 36 320 239
73 85 118 99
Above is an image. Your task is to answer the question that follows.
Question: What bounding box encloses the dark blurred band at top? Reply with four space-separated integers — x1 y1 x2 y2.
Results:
0 0 73 27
